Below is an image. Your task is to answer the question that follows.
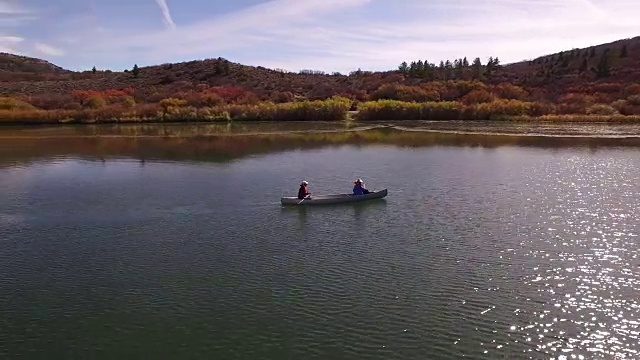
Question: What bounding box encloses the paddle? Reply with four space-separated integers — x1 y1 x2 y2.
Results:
298 195 310 204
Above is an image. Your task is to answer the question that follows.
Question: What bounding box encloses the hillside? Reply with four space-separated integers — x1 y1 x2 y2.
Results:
0 52 70 82
1 36 640 124
0 36 638 100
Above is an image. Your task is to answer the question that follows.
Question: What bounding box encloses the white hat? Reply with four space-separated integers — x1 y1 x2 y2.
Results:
355 178 363 183
301 180 308 184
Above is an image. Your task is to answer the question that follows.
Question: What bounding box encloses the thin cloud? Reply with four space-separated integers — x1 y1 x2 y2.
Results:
0 35 23 54
34 43 64 56
8 0 640 73
154 0 176 29
0 0 29 14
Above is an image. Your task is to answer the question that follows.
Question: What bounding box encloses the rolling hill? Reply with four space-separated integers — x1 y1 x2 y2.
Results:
0 36 638 102
1 36 640 124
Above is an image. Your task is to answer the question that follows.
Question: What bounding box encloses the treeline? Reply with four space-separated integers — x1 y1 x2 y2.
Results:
398 57 501 80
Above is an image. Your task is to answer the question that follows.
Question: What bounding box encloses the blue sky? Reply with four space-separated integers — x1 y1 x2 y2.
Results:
1 0 639 73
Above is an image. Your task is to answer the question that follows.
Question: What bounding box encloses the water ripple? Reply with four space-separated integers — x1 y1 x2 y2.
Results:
1 145 640 359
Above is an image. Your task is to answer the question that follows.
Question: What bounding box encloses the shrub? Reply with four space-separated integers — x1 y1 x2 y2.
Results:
370 84 440 102
627 95 640 106
461 89 496 104
159 98 187 113
356 100 464 121
0 97 36 110
557 93 596 114
586 104 618 115
492 83 529 100
624 84 640 96
473 99 535 119
83 95 106 109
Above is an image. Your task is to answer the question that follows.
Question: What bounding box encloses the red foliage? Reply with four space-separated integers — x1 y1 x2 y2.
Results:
557 93 596 114
208 86 254 102
3 36 640 113
71 89 135 105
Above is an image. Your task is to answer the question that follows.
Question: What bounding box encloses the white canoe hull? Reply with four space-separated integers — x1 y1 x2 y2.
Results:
281 188 388 205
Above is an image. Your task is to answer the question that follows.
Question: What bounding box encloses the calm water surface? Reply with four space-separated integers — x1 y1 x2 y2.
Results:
1 127 639 359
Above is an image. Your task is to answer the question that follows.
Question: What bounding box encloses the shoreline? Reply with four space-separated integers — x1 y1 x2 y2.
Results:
3 115 640 127
3 98 640 126
3 121 640 140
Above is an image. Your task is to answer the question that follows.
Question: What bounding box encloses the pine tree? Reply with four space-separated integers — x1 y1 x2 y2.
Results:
132 64 140 78
472 57 482 79
621 44 628 58
409 61 418 77
398 61 409 73
594 53 610 78
579 58 588 72
416 60 425 76
486 57 495 77
92 66 97 74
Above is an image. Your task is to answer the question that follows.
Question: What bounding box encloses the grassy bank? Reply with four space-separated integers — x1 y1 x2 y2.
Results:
4 96 640 124
355 99 640 122
0 97 352 125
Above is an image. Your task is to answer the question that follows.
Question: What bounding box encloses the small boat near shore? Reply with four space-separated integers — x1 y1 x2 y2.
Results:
281 188 388 205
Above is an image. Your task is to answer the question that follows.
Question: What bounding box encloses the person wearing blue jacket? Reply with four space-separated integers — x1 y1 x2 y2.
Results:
353 178 370 195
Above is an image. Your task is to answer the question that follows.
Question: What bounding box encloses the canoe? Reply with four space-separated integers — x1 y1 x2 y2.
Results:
281 188 388 205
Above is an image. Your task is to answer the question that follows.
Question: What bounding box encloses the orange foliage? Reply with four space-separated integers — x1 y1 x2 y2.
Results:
624 84 640 96
557 93 596 114
371 83 440 102
492 83 529 100
461 89 496 104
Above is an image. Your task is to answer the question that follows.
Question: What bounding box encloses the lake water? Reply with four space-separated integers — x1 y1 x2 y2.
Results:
1 123 640 359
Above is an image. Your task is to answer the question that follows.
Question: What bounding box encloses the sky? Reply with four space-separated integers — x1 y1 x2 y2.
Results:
1 0 639 73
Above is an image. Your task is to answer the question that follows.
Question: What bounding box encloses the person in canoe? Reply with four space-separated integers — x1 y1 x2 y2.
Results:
353 178 370 195
298 180 311 199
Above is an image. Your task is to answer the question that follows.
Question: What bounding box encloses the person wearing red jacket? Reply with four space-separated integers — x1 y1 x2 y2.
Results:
297 180 310 199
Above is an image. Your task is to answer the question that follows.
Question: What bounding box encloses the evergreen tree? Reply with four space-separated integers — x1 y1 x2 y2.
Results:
621 44 628 58
92 66 97 74
472 57 482 79
579 58 588 72
409 61 418 77
424 62 435 80
416 60 425 76
441 60 451 79
132 64 140 78
398 61 409 73
594 53 611 78
486 57 495 77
